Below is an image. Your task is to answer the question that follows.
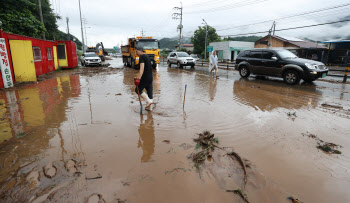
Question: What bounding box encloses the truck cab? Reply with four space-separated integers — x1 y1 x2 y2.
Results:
122 37 160 69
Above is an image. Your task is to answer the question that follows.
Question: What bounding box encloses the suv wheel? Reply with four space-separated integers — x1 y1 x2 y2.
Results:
284 70 300 85
177 62 183 68
167 60 171 67
239 66 250 78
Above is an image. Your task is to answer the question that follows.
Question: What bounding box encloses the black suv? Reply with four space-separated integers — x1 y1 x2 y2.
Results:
235 48 328 85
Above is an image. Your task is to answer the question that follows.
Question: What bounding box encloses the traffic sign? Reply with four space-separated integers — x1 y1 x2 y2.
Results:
207 46 213 52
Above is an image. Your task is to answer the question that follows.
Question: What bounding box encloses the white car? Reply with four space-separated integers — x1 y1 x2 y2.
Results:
81 53 102 66
167 52 196 68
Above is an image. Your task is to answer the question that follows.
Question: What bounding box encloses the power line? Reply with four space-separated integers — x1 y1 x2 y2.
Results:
219 19 350 37
185 0 268 14
216 2 350 31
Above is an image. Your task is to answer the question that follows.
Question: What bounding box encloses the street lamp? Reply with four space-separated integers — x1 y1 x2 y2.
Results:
202 19 208 59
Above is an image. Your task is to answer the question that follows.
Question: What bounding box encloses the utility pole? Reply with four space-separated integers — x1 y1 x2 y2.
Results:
66 17 70 40
38 0 46 40
78 0 85 52
141 28 144 37
173 2 183 50
268 21 276 48
203 19 208 59
82 18 89 46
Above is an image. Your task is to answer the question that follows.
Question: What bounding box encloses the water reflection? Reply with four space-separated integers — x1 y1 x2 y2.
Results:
137 113 155 162
233 78 321 111
209 78 217 101
0 75 81 144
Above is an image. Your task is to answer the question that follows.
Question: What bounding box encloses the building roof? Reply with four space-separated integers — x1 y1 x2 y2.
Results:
258 35 326 49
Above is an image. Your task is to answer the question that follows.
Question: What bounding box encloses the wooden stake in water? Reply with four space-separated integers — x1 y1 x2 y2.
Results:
183 84 187 109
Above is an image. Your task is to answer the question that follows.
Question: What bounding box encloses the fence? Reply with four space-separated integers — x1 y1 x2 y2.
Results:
162 58 349 83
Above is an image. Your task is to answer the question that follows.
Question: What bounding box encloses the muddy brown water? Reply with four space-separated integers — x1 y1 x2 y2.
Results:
0 58 350 202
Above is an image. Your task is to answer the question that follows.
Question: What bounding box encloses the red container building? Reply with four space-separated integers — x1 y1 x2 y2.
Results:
0 30 78 89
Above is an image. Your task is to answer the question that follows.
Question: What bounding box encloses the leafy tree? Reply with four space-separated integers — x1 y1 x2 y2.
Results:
28 0 61 40
191 25 221 58
0 0 46 38
0 0 82 49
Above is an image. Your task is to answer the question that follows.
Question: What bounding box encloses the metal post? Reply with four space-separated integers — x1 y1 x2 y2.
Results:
179 2 183 50
78 0 85 52
203 19 208 59
66 17 70 40
38 0 45 40
343 51 349 83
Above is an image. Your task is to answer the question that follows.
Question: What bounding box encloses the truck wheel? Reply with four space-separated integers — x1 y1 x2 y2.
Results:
167 60 171 67
239 66 250 78
284 70 300 85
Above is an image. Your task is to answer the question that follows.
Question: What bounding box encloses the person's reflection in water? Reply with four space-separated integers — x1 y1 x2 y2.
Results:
209 78 217 101
137 113 155 162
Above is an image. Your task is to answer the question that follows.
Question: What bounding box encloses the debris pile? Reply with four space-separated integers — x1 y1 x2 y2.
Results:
302 133 342 154
191 130 219 173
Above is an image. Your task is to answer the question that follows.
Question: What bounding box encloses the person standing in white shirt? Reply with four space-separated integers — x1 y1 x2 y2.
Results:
209 50 218 78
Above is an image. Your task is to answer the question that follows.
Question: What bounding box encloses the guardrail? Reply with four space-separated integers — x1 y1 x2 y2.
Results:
326 64 349 82
162 58 349 83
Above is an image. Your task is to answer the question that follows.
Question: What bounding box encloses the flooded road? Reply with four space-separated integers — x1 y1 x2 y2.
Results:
1 58 350 202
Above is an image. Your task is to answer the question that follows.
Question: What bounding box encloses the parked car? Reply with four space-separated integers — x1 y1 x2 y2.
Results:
235 48 328 85
80 53 102 66
167 52 196 68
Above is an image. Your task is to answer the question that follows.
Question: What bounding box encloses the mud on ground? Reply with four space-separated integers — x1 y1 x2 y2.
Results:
0 58 350 202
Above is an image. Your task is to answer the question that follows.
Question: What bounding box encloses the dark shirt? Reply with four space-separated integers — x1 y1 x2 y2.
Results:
139 54 153 82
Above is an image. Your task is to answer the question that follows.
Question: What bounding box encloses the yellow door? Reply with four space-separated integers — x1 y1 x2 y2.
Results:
58 44 68 67
9 40 37 82
53 46 59 70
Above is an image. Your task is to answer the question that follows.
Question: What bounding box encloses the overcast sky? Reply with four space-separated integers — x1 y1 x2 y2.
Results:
53 0 350 48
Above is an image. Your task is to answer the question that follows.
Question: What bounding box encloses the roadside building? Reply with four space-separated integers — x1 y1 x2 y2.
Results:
319 40 350 64
174 44 194 53
0 30 77 89
209 41 255 61
255 35 327 61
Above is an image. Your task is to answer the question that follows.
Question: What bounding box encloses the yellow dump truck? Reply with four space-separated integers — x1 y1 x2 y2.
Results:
121 36 160 69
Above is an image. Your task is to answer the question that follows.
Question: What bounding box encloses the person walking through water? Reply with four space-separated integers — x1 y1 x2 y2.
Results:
209 50 219 78
134 47 153 110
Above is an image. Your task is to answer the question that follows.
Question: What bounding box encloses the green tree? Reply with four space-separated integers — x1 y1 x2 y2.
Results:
191 25 221 58
0 0 46 38
28 0 61 40
0 0 82 49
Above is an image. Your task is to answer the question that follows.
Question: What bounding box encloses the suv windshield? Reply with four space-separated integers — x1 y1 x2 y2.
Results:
85 53 97 57
136 40 159 50
275 50 298 59
177 52 189 57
